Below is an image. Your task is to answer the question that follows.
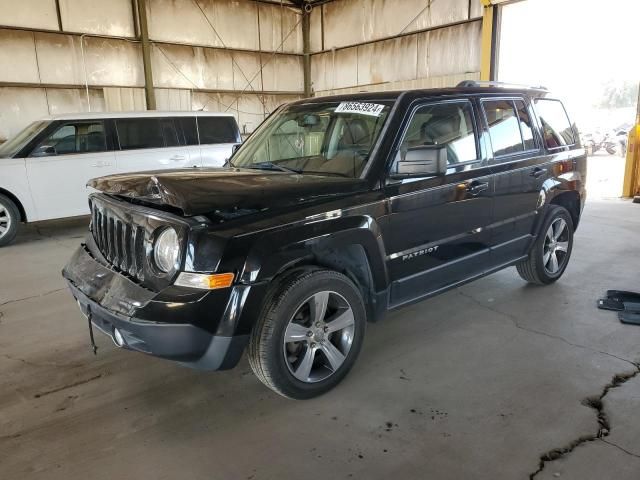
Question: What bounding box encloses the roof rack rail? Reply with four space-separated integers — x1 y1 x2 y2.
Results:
456 80 548 91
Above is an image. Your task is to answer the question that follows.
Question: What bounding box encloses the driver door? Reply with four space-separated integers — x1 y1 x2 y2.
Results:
381 99 495 307
26 120 116 220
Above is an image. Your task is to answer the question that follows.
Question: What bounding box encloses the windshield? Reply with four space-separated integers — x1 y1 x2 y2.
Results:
230 100 393 178
0 121 48 158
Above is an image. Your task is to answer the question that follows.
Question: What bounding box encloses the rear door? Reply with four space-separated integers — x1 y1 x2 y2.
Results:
197 116 241 167
381 99 494 307
481 97 550 265
114 117 195 173
25 120 116 220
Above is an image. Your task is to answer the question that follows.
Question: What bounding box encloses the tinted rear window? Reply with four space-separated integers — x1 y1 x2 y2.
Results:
116 119 164 150
198 117 238 144
160 118 180 147
483 100 525 157
175 117 198 146
514 100 536 151
534 99 575 149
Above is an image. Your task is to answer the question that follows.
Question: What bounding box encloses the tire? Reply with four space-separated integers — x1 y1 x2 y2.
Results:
516 205 574 285
248 268 366 399
0 194 19 247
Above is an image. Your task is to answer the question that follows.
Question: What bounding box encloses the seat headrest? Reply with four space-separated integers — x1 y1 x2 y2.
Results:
341 118 370 147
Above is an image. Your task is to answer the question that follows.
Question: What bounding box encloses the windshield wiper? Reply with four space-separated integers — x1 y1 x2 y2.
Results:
247 162 302 174
244 162 353 178
297 170 352 178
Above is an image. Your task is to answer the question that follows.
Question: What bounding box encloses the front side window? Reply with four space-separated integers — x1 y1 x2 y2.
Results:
534 99 575 149
231 101 392 178
116 119 164 150
32 121 106 156
198 117 239 144
397 101 478 172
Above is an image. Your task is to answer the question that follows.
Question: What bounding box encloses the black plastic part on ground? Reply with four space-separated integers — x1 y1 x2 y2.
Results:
597 290 640 312
619 311 640 325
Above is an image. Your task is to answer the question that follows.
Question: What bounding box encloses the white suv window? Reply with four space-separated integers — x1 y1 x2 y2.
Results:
116 119 164 150
34 122 106 156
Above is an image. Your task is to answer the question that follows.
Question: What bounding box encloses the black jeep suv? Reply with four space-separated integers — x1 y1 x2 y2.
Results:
63 82 586 399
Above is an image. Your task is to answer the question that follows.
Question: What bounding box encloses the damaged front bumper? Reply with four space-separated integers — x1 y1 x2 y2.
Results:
62 244 251 370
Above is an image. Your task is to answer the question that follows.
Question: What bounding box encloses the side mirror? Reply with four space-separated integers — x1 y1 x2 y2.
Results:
391 145 447 178
31 145 56 157
224 143 242 167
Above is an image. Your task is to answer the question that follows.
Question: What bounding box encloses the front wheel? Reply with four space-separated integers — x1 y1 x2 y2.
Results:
516 205 574 285
0 194 19 247
248 269 366 399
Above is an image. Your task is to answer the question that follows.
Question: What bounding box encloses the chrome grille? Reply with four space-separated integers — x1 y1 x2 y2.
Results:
91 202 146 281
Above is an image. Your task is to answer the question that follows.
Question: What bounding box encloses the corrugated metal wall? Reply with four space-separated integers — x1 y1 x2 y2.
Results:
309 0 483 97
0 0 485 142
0 0 303 141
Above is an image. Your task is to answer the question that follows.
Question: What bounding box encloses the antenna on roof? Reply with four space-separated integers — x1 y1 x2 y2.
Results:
456 80 548 91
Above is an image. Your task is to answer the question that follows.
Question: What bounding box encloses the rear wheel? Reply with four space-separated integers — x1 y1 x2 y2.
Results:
516 205 574 285
0 194 19 247
248 269 366 399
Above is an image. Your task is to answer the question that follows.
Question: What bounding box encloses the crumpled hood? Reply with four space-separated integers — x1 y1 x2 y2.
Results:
88 168 367 216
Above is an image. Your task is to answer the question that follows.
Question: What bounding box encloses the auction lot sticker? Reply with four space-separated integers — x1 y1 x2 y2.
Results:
335 102 385 117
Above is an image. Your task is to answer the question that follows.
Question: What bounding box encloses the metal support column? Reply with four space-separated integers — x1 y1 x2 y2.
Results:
54 0 63 31
302 5 312 98
480 0 498 81
622 83 640 198
136 0 156 110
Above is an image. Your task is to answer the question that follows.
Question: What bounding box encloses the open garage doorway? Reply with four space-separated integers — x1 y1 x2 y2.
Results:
497 0 639 199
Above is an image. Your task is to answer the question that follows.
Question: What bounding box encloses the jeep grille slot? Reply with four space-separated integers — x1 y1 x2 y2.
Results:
91 203 145 281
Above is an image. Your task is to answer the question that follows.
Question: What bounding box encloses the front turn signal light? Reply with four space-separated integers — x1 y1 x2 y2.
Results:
174 272 235 290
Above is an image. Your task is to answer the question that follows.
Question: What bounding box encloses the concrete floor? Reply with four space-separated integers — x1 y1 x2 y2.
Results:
1 198 640 480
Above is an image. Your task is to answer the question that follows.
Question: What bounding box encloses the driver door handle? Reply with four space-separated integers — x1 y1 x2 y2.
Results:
170 155 186 162
466 180 489 196
91 161 112 168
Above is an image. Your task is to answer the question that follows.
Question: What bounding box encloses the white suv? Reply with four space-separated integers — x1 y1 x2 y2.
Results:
0 111 240 246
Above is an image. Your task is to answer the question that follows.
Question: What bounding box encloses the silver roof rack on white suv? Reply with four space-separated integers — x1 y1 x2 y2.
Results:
456 80 548 91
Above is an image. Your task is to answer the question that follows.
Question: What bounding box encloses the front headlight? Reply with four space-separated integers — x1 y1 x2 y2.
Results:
153 227 180 273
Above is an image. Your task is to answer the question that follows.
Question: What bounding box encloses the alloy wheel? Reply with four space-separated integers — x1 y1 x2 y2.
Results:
543 217 570 274
0 204 12 239
283 290 355 383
